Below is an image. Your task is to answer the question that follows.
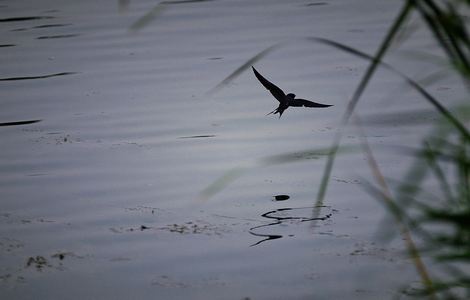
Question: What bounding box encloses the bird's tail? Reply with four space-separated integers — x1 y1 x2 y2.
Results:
266 108 278 116
266 107 284 118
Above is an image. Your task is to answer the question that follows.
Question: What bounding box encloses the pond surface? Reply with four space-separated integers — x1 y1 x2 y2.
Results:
0 0 464 299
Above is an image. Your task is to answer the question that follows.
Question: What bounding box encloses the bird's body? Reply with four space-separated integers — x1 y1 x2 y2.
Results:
252 66 332 118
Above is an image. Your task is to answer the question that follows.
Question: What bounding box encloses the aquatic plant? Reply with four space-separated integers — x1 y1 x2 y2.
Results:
202 0 470 297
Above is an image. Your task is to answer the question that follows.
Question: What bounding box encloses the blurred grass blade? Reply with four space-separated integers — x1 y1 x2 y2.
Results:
198 167 247 201
129 3 167 32
423 141 455 203
258 146 352 166
307 37 470 140
199 145 354 201
207 43 282 95
359 108 438 127
118 0 130 13
361 179 437 297
312 2 413 207
355 114 437 297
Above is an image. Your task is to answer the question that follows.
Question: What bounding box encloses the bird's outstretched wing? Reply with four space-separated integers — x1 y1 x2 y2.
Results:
252 66 286 104
289 98 333 108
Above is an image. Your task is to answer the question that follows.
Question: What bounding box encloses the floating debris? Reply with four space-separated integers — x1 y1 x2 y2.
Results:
273 195 290 201
0 16 54 23
178 134 216 139
305 2 329 6
33 23 71 29
0 72 76 81
36 34 79 40
26 256 50 271
0 119 41 127
160 221 229 236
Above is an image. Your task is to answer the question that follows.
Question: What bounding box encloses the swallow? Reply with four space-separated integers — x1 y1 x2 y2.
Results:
252 66 332 118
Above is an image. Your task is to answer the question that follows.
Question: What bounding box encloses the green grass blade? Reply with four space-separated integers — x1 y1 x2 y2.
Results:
129 3 167 32
199 145 354 201
198 167 247 201
307 37 470 140
207 43 282 95
313 1 413 207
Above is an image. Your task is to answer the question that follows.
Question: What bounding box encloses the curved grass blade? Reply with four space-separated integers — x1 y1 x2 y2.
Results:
129 3 167 32
207 43 282 95
355 114 436 296
129 1 214 32
309 2 413 208
199 145 353 201
119 0 130 13
198 167 247 201
361 179 437 297
307 37 470 140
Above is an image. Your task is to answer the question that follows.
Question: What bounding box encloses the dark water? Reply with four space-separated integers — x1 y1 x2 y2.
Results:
1 0 464 299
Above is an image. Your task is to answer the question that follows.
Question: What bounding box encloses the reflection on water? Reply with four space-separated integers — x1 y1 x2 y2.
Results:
249 206 333 247
36 34 79 39
0 72 76 81
304 2 329 6
0 120 41 127
178 134 216 139
0 16 54 22
33 23 72 29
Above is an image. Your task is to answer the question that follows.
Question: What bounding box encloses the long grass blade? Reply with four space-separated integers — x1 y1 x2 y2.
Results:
312 2 413 207
129 3 167 32
199 145 353 201
423 141 455 204
198 167 247 201
355 114 436 297
207 43 281 95
307 37 470 140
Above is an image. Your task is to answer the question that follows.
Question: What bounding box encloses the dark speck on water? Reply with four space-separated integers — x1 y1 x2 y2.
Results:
140 225 151 231
273 195 290 201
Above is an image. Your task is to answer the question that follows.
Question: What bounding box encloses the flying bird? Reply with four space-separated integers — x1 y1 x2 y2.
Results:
252 66 332 118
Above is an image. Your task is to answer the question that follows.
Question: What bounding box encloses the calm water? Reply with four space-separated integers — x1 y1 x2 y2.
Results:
0 0 463 299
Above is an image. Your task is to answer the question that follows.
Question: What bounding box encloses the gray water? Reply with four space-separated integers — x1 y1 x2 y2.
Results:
1 0 464 299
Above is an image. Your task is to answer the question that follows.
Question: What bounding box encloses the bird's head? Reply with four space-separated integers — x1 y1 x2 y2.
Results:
286 93 296 99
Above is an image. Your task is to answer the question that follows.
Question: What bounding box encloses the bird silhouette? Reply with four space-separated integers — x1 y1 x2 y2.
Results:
252 66 332 118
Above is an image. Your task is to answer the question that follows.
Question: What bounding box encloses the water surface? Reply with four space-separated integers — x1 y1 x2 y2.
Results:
1 0 463 299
